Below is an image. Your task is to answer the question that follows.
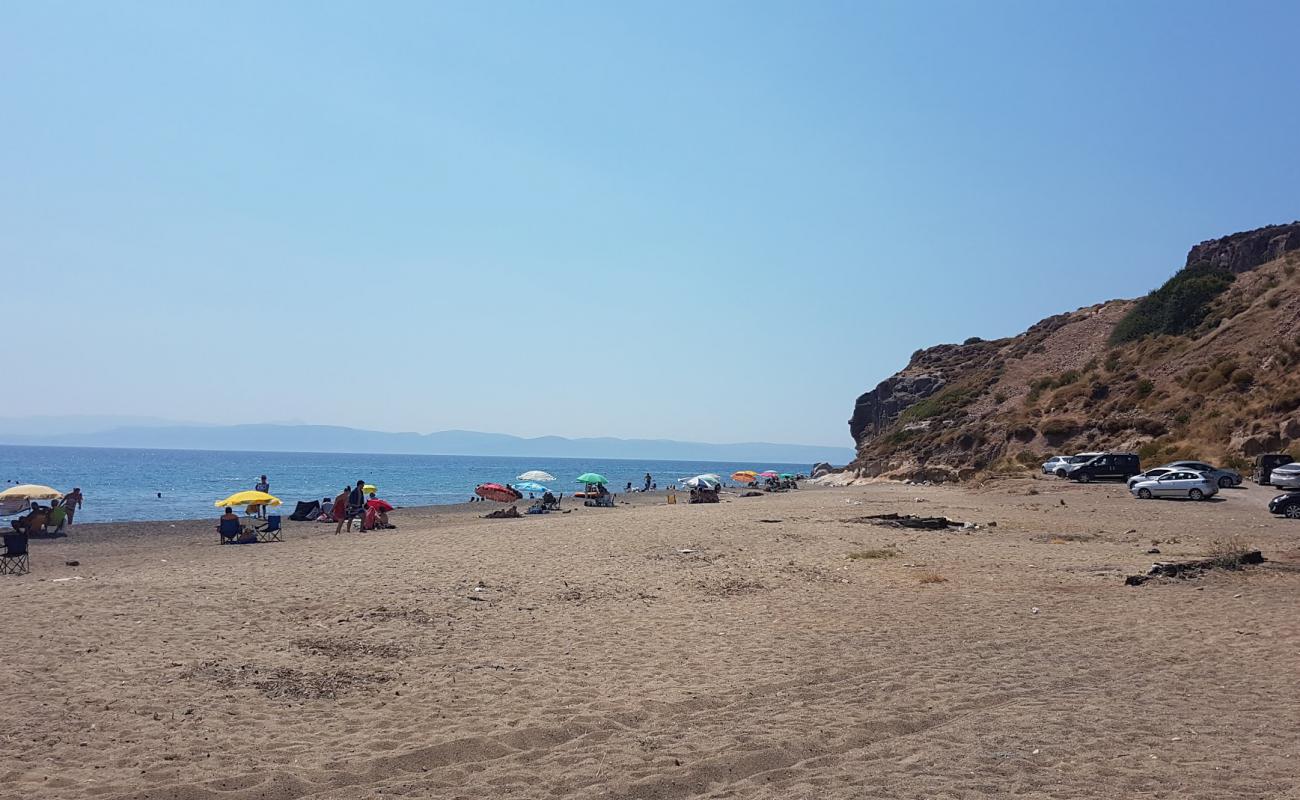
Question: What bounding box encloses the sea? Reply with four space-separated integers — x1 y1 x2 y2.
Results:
0 445 813 523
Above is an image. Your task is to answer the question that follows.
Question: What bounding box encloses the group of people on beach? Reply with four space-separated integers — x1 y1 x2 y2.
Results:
326 480 393 533
8 488 83 538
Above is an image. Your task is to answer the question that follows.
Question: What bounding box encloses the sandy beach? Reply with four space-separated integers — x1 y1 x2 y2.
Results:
3 478 1299 799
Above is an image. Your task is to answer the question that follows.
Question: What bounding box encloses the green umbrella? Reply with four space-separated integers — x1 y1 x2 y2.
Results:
576 472 608 485
780 473 795 479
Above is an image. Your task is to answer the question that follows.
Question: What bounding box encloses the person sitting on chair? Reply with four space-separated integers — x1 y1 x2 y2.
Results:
11 503 48 535
217 507 252 542
45 499 68 535
542 490 558 508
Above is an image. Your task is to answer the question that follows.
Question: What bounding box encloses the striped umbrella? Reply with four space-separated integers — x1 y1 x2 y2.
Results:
731 471 758 482
475 483 523 503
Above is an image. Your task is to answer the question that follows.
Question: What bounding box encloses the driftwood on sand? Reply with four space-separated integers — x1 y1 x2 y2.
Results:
1125 550 1265 585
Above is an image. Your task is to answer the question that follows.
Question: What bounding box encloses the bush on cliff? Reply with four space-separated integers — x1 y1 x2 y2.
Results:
1110 262 1234 344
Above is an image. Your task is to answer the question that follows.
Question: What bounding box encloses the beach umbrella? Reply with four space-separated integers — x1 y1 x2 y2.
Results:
512 481 549 494
366 498 394 512
759 471 780 479
575 473 608 485
731 470 758 483
215 490 281 508
517 470 555 482
363 484 377 494
681 475 721 489
779 473 795 479
0 484 64 502
475 483 523 503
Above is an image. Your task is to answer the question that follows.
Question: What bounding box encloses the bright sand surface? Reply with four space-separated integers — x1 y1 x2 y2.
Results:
3 478 1299 799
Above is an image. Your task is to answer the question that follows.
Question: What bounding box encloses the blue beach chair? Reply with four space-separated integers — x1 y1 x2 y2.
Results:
217 517 243 544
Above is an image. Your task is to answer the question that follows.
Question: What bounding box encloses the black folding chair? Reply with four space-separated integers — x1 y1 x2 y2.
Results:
255 514 283 543
1 532 30 575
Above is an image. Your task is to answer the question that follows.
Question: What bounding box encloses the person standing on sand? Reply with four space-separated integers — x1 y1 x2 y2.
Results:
644 473 652 492
63 487 83 525
253 475 270 518
332 487 350 534
337 479 365 533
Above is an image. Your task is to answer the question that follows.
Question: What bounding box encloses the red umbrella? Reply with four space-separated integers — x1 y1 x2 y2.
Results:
475 483 522 503
366 498 393 512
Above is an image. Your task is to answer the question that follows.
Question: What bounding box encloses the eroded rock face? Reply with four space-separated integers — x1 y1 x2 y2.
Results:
1186 221 1300 274
848 373 945 443
810 462 839 478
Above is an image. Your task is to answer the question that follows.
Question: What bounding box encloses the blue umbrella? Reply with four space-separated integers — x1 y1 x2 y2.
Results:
513 481 549 494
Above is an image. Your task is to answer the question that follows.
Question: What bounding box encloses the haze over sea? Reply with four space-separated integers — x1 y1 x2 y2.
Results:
0 445 811 524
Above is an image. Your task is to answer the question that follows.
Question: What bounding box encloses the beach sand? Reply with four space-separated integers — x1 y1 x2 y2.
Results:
3 477 1299 799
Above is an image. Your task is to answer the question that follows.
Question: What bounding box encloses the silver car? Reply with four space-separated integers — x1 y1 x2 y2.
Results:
1129 470 1219 501
1042 456 1072 476
1270 462 1300 490
1161 461 1242 489
1127 467 1175 489
1044 452 1103 478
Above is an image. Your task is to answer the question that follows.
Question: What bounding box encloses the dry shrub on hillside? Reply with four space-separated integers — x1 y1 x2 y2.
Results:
917 571 948 584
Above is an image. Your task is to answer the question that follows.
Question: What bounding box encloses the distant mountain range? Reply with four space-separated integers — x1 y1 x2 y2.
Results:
0 417 854 465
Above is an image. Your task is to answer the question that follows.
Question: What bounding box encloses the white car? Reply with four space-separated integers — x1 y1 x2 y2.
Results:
1044 452 1103 478
1270 462 1300 490
1129 470 1219 501
1127 467 1175 489
1042 456 1072 476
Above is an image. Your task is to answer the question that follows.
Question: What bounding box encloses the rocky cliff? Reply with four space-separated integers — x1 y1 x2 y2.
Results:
846 222 1300 481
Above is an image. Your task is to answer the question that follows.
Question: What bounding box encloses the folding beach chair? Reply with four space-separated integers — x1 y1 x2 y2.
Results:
1 532 30 576
255 514 283 543
218 517 243 544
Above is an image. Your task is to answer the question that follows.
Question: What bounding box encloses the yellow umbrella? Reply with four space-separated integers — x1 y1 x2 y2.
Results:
363 484 377 494
214 490 282 509
731 471 758 482
0 484 64 501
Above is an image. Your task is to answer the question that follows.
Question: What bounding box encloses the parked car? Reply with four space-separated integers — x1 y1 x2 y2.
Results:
1269 461 1300 490
1066 452 1141 483
1041 452 1104 478
1254 453 1294 485
1127 467 1175 489
1041 456 1073 476
1160 461 1242 489
1268 492 1300 518
1129 470 1219 501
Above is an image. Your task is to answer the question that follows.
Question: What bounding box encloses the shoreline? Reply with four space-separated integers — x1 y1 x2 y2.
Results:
27 486 816 545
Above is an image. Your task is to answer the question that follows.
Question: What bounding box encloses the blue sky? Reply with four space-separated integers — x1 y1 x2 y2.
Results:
4 1 1297 447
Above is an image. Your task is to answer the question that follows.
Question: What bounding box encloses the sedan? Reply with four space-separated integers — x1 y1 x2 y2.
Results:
1129 470 1219 501
1127 467 1175 489
1161 461 1242 489
1268 493 1300 518
1269 462 1300 490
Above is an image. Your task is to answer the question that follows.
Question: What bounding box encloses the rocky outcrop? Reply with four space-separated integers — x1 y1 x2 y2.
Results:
1186 221 1300 274
849 373 945 443
845 223 1300 480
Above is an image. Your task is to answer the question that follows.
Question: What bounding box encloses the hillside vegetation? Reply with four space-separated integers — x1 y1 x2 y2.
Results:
846 223 1300 481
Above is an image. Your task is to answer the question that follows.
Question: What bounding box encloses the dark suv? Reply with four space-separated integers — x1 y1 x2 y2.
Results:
1255 453 1294 485
1066 452 1141 483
